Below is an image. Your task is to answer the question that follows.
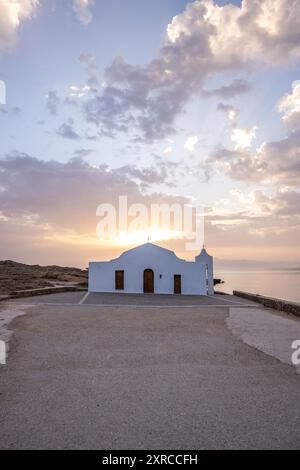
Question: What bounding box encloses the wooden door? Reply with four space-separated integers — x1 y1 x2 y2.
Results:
115 270 124 290
143 269 154 293
174 274 181 294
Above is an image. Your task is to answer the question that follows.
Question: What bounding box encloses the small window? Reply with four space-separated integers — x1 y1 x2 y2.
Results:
115 270 124 290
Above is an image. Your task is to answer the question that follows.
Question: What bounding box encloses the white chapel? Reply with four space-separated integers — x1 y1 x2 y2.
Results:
89 243 214 295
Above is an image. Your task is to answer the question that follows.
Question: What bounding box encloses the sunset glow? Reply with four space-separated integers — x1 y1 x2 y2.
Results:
0 0 299 268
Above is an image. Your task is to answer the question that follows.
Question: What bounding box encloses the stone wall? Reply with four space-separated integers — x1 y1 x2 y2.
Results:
5 286 85 300
233 291 300 318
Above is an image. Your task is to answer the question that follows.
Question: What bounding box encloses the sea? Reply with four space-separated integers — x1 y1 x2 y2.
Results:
214 269 300 303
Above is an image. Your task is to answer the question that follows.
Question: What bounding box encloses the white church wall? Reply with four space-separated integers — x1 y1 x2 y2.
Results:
89 243 213 295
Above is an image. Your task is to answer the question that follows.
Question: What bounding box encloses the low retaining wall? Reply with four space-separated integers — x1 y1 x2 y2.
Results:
0 295 10 302
233 291 300 317
5 286 86 300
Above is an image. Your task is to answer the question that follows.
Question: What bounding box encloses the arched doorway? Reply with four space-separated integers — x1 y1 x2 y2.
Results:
143 269 154 293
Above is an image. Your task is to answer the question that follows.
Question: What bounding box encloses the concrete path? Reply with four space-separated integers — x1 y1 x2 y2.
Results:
0 294 300 449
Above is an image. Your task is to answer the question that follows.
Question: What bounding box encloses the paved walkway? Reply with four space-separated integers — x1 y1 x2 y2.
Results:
9 291 257 307
0 295 300 449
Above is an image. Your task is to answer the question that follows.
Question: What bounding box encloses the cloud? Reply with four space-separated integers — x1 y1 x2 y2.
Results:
231 125 257 150
79 52 95 65
217 103 239 122
207 128 300 186
84 0 300 141
254 189 300 216
184 136 199 152
0 1 96 51
163 146 173 154
203 79 252 98
56 120 81 140
278 80 300 131
73 0 94 25
0 153 141 237
78 52 99 90
255 131 300 186
207 79 300 186
166 0 300 64
69 85 91 99
206 147 264 182
0 153 188 236
73 148 94 158
203 187 300 260
46 90 60 115
0 0 39 52
84 65 180 140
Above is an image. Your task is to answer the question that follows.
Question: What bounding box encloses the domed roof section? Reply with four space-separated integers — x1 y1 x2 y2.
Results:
113 242 185 262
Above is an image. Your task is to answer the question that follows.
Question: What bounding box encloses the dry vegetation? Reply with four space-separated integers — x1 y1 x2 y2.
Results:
0 260 88 295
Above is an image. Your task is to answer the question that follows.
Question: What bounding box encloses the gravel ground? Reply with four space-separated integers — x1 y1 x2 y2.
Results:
0 299 300 450
227 308 300 374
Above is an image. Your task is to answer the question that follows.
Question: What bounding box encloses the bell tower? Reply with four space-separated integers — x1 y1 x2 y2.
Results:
195 246 214 295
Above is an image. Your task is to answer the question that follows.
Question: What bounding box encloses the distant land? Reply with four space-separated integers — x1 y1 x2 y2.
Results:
0 260 88 295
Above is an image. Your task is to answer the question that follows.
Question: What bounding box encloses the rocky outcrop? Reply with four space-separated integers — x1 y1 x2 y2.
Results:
0 260 88 295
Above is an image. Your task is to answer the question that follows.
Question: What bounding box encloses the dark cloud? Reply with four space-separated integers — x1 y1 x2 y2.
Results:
203 79 251 98
217 103 236 113
217 102 238 121
56 120 81 140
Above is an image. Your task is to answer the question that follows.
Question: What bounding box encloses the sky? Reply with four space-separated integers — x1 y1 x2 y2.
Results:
0 0 300 268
